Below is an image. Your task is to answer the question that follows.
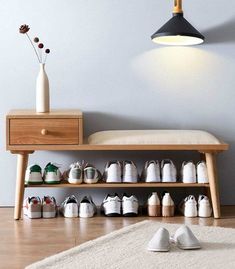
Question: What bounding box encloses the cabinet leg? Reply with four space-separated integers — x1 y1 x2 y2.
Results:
14 153 29 220
205 152 221 219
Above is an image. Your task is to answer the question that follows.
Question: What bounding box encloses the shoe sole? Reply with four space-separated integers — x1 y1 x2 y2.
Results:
105 213 121 217
84 178 99 184
123 213 138 217
68 178 83 184
43 211 56 218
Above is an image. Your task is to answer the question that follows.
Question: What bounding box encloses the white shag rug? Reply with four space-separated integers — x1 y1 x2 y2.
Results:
26 221 235 269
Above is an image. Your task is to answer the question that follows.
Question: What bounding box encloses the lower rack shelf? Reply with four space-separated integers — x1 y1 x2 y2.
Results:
24 182 210 188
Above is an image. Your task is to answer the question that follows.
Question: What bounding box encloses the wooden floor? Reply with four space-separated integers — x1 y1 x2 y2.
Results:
1 207 235 269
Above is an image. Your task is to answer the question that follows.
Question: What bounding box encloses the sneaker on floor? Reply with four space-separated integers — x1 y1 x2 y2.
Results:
122 193 139 216
123 161 138 183
79 196 97 218
184 195 197 218
84 164 101 184
197 161 209 183
103 161 122 183
162 193 175 217
142 160 161 183
101 193 121 216
42 196 57 218
25 164 43 184
64 162 83 184
161 159 177 183
60 195 79 218
182 161 196 183
23 197 42 219
44 163 62 184
147 192 161 217
198 195 212 218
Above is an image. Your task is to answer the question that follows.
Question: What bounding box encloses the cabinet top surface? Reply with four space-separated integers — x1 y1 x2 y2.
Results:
7 109 83 118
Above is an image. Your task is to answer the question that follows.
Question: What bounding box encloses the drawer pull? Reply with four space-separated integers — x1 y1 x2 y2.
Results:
41 129 48 136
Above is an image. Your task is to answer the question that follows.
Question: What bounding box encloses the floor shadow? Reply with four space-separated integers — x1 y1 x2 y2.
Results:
203 17 235 44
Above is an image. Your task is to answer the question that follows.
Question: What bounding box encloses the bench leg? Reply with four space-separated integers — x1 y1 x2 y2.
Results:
14 152 29 220
205 152 221 219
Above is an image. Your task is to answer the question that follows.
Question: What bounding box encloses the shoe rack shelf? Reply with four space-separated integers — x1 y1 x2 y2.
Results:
24 182 210 188
6 109 228 220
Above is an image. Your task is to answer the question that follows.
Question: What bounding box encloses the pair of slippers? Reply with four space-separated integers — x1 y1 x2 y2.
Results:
148 225 201 252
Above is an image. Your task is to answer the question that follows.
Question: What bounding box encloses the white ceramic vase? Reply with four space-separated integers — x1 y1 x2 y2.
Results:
36 63 50 113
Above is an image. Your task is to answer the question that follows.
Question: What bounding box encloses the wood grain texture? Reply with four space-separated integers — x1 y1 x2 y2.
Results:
206 153 221 219
25 182 210 188
7 143 229 151
0 207 235 269
9 119 79 145
7 109 83 118
14 153 28 220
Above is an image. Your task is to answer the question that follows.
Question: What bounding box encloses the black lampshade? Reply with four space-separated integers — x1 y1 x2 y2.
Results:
151 13 204 46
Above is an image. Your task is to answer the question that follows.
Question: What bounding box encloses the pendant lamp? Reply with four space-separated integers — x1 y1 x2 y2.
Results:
151 0 204 46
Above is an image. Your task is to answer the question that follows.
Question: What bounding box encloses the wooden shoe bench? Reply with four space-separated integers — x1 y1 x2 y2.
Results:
6 109 229 220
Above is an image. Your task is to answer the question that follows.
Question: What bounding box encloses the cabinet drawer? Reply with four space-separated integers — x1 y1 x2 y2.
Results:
9 119 79 145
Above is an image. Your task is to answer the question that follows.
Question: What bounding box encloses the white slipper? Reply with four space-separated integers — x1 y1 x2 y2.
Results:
147 227 170 252
170 225 201 250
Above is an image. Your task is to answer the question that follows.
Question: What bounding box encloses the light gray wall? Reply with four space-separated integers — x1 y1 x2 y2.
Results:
1 0 235 206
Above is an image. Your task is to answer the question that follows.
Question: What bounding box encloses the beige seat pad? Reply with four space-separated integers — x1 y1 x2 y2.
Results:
88 130 221 145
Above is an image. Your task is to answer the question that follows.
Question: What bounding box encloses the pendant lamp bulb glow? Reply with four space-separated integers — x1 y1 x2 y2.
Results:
151 0 204 46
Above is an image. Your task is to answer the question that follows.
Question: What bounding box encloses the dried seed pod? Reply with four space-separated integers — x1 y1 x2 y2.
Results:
34 37 39 43
19 24 30 34
38 43 44 49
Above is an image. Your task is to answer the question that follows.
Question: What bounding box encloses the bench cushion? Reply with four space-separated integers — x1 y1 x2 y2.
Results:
88 130 221 145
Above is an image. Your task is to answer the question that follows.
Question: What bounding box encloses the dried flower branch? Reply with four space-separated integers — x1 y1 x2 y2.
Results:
19 24 51 64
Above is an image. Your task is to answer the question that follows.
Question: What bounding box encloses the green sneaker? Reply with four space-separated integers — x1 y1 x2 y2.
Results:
44 163 62 184
25 164 43 185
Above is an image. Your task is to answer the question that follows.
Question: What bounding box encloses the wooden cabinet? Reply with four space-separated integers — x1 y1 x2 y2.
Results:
7 110 83 148
6 109 228 220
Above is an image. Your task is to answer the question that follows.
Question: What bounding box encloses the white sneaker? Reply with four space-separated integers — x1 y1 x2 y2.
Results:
64 162 83 184
147 192 161 216
44 163 62 184
23 197 42 219
162 193 175 217
42 196 57 218
60 195 79 218
25 164 43 184
84 164 101 184
197 161 209 183
123 161 138 183
103 161 122 183
198 195 212 218
184 195 197 217
79 196 96 218
161 160 177 182
122 194 139 216
101 194 121 216
142 161 160 182
182 161 196 183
